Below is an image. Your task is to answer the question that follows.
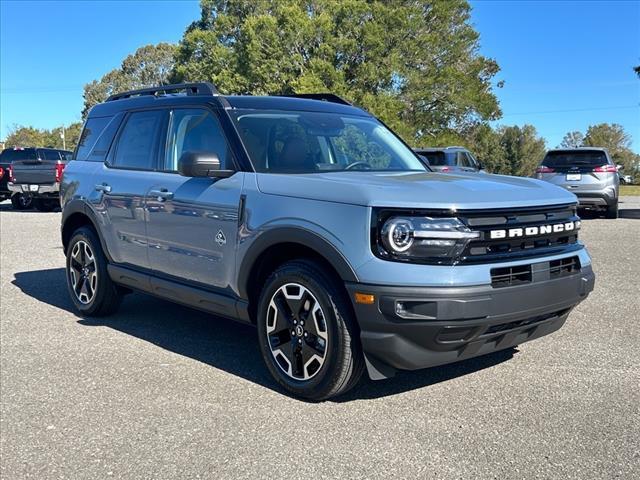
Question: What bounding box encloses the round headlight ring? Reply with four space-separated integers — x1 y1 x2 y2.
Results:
383 218 414 253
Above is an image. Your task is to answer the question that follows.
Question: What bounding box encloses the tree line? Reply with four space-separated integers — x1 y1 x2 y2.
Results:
4 0 638 176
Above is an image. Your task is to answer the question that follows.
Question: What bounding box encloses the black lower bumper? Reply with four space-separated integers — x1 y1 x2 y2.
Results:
575 191 617 208
347 265 595 379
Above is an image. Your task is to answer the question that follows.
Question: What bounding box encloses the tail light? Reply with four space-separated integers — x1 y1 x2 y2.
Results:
55 161 66 183
8 165 14 182
535 166 555 173
0 167 3 180
593 164 617 173
441 166 451 172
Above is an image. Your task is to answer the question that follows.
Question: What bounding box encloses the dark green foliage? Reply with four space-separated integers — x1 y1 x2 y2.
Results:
173 0 502 143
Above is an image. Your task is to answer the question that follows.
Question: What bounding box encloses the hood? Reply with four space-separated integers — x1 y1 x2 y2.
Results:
256 171 578 210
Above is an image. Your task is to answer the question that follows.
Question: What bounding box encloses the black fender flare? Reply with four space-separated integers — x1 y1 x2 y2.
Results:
61 200 113 262
237 227 359 300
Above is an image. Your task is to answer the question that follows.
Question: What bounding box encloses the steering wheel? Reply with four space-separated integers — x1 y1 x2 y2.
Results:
344 161 372 171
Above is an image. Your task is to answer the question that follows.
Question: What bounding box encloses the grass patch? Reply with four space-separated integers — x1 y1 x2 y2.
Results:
620 185 640 196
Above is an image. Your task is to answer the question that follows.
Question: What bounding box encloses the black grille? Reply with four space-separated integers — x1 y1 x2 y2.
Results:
491 264 532 288
458 203 582 263
549 256 581 279
483 309 570 336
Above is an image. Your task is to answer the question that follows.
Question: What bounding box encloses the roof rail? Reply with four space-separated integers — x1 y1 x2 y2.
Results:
279 93 352 106
106 82 218 102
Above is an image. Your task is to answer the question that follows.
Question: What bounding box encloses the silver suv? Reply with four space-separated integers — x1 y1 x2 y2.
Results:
413 146 484 173
60 83 595 400
535 148 619 218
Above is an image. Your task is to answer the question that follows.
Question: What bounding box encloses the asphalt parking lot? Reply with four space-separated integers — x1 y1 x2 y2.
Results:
1 197 639 479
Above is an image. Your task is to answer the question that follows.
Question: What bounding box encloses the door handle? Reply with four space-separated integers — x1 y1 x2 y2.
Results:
149 189 174 201
95 183 111 193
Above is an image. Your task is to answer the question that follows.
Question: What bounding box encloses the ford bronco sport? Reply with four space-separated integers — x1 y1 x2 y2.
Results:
61 83 595 400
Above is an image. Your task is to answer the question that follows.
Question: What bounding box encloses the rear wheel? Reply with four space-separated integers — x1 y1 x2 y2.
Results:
605 201 618 219
257 259 364 401
66 227 122 316
10 193 32 210
33 198 58 212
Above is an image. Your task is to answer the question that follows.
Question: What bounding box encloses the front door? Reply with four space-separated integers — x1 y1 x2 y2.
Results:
145 107 244 291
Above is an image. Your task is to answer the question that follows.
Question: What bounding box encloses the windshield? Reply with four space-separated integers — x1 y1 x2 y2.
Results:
542 151 609 168
230 110 425 173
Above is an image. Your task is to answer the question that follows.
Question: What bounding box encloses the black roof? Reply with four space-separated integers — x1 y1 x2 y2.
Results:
413 146 468 153
90 83 369 118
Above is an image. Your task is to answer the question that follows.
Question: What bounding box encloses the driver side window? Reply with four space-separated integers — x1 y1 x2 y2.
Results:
164 108 231 172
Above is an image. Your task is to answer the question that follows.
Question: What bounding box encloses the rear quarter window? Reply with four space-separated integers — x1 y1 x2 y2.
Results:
76 116 120 161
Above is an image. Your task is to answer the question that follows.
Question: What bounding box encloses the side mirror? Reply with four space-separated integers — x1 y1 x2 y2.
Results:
177 151 235 178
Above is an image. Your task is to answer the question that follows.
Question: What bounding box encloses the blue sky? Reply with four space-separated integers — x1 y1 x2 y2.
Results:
1 0 639 151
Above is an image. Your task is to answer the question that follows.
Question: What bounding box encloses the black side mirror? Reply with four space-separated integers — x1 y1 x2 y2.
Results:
177 151 234 178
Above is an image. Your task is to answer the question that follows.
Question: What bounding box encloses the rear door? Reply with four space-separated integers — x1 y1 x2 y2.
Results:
145 107 244 290
97 109 167 269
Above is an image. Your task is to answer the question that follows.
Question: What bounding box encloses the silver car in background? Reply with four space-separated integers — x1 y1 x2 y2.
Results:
535 148 619 219
413 146 484 173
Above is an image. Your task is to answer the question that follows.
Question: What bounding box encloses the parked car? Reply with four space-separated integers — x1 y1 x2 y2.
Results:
1 148 33 209
413 146 484 173
535 148 619 219
618 172 633 185
61 83 595 400
0 149 13 204
6 147 72 211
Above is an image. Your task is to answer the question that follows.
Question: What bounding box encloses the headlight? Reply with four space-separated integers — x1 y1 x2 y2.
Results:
376 215 479 264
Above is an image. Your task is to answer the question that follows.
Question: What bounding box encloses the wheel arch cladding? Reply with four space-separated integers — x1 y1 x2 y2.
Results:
61 202 110 260
238 228 359 320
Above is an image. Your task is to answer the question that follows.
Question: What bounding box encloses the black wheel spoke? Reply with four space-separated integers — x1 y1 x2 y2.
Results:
68 240 97 305
266 283 329 380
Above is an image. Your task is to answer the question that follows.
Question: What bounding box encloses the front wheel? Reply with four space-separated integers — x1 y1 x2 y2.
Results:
257 260 364 401
10 193 32 210
66 227 122 316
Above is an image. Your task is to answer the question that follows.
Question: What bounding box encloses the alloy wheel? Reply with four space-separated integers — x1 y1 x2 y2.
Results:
266 283 329 381
69 240 97 304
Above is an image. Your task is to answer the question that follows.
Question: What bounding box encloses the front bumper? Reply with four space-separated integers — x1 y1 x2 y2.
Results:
8 182 60 196
347 264 595 379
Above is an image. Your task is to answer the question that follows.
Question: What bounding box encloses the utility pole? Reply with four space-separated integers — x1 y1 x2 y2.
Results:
60 125 66 150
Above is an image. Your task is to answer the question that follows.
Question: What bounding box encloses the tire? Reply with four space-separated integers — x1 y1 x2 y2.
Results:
10 193 32 210
33 198 58 212
65 226 122 316
605 202 619 219
257 259 364 401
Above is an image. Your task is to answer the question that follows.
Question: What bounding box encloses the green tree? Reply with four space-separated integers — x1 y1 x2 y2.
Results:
3 125 45 148
559 131 584 148
462 123 507 174
173 0 502 142
584 123 638 173
3 122 83 151
82 43 178 117
498 124 546 177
